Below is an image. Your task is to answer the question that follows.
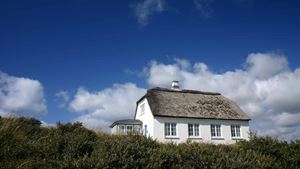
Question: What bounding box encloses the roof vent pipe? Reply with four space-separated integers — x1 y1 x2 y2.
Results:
171 80 180 90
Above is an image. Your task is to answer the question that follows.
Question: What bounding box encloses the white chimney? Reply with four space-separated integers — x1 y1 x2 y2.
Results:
171 80 180 90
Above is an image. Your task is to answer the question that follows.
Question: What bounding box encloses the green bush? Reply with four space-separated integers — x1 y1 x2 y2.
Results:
0 117 299 169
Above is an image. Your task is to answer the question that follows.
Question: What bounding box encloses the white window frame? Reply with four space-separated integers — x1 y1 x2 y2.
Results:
211 124 222 138
231 125 241 138
188 124 201 138
118 125 136 134
165 123 177 138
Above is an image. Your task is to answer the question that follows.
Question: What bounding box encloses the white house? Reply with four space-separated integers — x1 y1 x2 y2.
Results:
111 81 250 144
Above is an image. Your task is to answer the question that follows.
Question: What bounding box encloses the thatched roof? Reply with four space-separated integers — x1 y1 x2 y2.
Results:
137 88 250 121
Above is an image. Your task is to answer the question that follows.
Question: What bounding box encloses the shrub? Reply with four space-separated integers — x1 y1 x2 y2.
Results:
0 117 299 169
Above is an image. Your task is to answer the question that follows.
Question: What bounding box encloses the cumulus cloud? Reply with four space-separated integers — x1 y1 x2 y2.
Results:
133 0 166 26
246 53 289 79
69 83 146 131
144 53 300 140
0 71 47 117
55 91 70 108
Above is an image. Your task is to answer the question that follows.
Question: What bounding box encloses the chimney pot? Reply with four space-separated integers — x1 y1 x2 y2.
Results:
171 80 180 90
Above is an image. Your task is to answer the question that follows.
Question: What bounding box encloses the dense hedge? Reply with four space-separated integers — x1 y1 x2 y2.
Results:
0 117 299 169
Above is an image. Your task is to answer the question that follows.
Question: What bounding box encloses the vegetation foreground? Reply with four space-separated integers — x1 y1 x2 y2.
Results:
0 117 299 169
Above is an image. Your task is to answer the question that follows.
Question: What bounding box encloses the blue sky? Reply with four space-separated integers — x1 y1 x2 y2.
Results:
1 0 300 140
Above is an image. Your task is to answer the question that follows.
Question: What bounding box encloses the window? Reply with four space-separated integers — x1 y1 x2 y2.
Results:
119 125 125 134
126 125 133 134
231 125 241 138
134 125 141 133
188 124 200 137
140 103 145 116
211 124 221 137
144 125 148 136
165 123 177 137
118 125 135 134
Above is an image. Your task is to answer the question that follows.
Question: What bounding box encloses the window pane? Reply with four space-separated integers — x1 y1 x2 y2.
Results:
236 125 241 137
165 123 170 136
231 125 236 137
188 124 193 136
216 125 221 136
231 125 241 137
194 124 199 136
126 126 133 134
171 123 176 136
119 125 125 134
211 125 215 137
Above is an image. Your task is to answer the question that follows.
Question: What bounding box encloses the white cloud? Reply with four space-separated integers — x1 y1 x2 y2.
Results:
272 112 300 127
144 53 300 140
246 52 289 79
69 83 146 131
131 0 255 26
253 117 300 141
55 90 70 108
133 0 166 26
193 0 213 18
0 71 47 117
174 58 191 70
147 60 182 87
255 69 300 114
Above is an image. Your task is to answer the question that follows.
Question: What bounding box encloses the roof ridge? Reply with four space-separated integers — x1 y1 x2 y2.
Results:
148 87 221 95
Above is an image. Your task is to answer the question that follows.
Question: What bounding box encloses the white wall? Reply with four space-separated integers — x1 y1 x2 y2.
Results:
153 116 250 144
111 125 117 134
134 98 154 138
